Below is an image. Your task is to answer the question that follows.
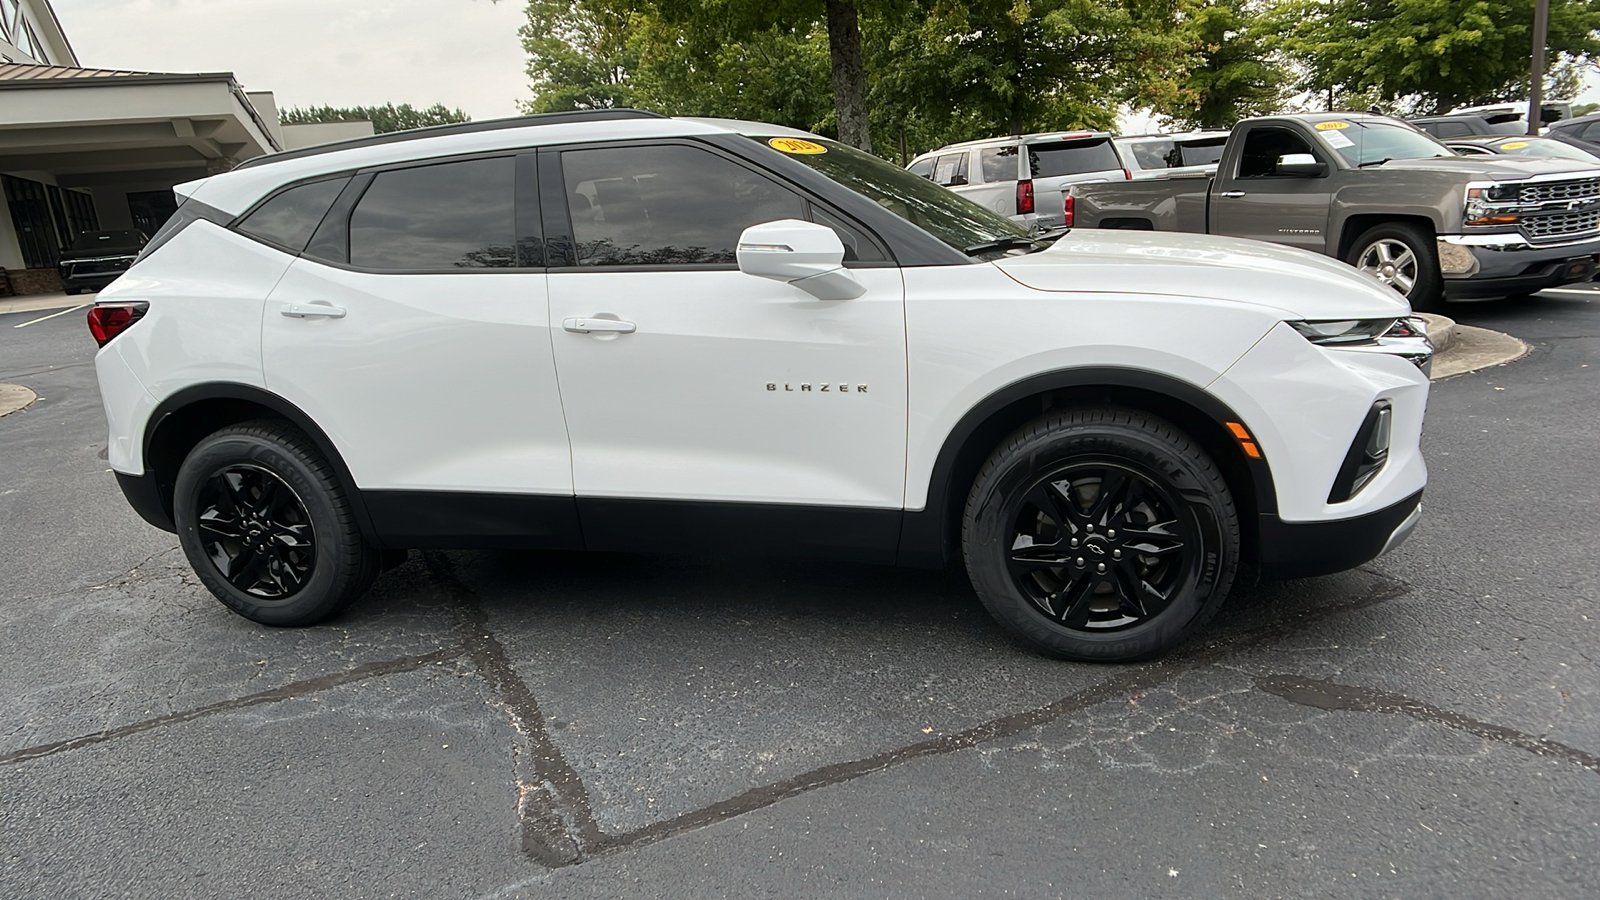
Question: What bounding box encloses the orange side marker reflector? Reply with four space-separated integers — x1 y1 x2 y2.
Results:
1225 421 1250 440
1240 441 1262 459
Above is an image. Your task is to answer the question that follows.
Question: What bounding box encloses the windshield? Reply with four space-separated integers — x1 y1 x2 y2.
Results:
1315 119 1455 166
69 229 146 253
1490 137 1600 163
755 136 1030 252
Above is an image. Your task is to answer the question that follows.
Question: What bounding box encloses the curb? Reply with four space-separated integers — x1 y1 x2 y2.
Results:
1429 324 1530 381
1419 313 1455 353
0 383 38 417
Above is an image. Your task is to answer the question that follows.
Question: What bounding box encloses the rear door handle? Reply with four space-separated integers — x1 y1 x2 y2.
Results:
281 303 346 319
1220 190 1246 199
562 317 636 334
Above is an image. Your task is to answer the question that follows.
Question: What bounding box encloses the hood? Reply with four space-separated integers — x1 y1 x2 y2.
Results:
1374 155 1600 181
993 229 1410 320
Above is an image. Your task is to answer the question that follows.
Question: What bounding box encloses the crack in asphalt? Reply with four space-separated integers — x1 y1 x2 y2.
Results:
0 649 461 767
1256 674 1600 773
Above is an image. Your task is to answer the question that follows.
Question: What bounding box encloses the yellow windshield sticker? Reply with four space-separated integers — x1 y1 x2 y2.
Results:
1315 121 1350 130
1500 141 1529 149
768 137 827 154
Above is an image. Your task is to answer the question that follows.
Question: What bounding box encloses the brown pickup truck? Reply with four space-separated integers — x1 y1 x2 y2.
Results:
1070 112 1600 308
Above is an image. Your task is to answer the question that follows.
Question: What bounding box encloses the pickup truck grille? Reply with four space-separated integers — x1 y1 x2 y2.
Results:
1517 178 1600 204
1520 209 1600 241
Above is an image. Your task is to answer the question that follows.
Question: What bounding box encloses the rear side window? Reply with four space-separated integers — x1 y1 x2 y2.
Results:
979 147 1019 183
1176 140 1226 166
1434 121 1473 138
561 144 806 267
236 177 349 252
1028 139 1120 178
907 158 935 179
932 152 969 186
349 157 515 270
1125 140 1173 171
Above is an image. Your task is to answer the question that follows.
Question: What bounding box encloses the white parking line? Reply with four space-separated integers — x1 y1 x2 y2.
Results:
12 303 90 329
1537 287 1600 297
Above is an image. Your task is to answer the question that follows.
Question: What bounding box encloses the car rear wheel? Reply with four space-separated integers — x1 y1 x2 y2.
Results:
174 420 380 626
1348 222 1444 311
961 408 1239 661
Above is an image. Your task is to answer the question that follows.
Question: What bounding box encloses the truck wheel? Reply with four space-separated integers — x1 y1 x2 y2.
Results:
961 407 1239 662
174 420 381 626
1347 222 1443 311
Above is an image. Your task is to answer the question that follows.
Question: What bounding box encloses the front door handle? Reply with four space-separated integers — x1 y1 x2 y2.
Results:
1220 190 1246 199
281 302 346 319
562 316 636 334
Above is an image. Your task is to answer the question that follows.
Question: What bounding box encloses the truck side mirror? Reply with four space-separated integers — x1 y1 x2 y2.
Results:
1276 153 1328 177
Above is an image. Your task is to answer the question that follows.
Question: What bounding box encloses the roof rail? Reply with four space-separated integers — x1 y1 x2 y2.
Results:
234 108 667 170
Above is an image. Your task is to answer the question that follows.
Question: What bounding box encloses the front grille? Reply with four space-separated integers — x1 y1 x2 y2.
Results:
1521 209 1600 241
1517 177 1600 203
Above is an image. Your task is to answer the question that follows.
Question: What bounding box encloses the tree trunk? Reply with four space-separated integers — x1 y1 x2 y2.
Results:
824 0 872 152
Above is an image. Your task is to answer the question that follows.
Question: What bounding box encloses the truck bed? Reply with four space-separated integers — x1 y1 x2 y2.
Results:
1073 174 1212 233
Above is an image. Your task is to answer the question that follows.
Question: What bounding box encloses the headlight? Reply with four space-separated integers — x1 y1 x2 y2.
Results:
1464 185 1521 226
1288 318 1397 345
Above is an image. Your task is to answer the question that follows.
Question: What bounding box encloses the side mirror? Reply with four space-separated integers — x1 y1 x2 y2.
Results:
1276 153 1327 177
736 219 866 300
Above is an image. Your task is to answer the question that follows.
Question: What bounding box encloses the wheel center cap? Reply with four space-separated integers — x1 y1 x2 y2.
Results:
1083 535 1111 556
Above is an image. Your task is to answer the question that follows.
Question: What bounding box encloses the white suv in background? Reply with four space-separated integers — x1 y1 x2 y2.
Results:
909 131 1129 231
91 111 1430 661
1116 131 1231 179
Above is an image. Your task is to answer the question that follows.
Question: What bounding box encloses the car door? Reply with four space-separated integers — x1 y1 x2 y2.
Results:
1208 124 1335 254
542 140 909 561
260 153 580 545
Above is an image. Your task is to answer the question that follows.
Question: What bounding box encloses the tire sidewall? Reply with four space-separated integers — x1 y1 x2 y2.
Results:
964 417 1234 661
174 430 347 626
1348 222 1443 310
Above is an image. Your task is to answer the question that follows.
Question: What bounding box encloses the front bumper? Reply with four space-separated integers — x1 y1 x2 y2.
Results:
1438 233 1600 299
1258 490 1422 580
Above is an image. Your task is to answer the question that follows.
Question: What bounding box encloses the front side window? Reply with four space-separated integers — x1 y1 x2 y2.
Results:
1237 128 1318 178
562 144 806 267
349 157 515 270
236 177 349 252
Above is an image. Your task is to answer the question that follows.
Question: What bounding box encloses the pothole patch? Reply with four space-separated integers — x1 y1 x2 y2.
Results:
0 383 38 417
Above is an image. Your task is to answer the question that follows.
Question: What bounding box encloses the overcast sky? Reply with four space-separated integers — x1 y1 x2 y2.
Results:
51 0 530 120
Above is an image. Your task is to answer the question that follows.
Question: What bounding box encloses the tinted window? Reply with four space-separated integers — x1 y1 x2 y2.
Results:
907 158 935 179
349 158 515 270
1582 121 1600 141
809 204 887 263
1436 122 1473 138
980 147 1019 182
1126 140 1173 171
237 178 348 252
933 153 969 186
562 144 805 267
1237 127 1317 178
1177 140 1227 166
1028 139 1120 177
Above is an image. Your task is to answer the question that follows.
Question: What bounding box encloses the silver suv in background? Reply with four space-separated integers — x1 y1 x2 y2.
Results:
1116 132 1230 179
909 131 1128 230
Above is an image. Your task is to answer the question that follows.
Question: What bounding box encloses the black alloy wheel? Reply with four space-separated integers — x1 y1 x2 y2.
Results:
1006 462 1196 631
194 464 316 600
962 407 1239 661
175 420 381 626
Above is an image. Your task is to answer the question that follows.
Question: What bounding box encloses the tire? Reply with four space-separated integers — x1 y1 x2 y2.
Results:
1346 222 1444 311
961 407 1239 661
174 420 380 626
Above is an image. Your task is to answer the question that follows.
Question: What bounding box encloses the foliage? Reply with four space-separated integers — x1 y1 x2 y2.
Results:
1156 0 1290 129
1276 0 1600 115
278 103 470 134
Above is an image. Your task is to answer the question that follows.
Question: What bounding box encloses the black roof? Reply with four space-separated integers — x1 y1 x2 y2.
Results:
234 108 667 171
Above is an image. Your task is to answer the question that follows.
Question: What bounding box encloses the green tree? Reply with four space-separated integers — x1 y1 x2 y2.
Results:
1156 0 1288 129
1278 0 1600 114
279 102 470 134
521 0 637 111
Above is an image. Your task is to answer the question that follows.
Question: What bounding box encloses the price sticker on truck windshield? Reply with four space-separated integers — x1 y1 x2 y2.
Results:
1320 130 1356 149
1315 121 1350 130
769 138 827 154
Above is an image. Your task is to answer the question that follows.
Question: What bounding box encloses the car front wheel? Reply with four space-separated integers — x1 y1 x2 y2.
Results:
174 420 380 626
1348 222 1443 311
961 408 1239 661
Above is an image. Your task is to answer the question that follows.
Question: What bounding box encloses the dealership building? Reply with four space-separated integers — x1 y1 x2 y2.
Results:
0 0 371 295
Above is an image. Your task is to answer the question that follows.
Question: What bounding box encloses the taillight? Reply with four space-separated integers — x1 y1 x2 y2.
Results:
1123 168 1132 180
1016 179 1034 215
1063 193 1075 228
87 302 148 348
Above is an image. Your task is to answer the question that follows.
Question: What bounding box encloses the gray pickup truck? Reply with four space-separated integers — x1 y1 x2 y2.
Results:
1071 112 1600 308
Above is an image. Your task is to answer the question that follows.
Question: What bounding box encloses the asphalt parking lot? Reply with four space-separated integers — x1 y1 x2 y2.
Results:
2 290 1597 898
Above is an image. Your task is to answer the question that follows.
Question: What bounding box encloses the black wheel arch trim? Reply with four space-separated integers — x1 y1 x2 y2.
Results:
896 366 1278 568
137 382 382 545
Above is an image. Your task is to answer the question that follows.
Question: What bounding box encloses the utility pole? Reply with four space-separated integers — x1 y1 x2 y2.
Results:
1529 0 1549 135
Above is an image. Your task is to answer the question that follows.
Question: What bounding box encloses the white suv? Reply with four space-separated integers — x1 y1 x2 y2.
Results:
91 110 1430 661
908 132 1129 231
